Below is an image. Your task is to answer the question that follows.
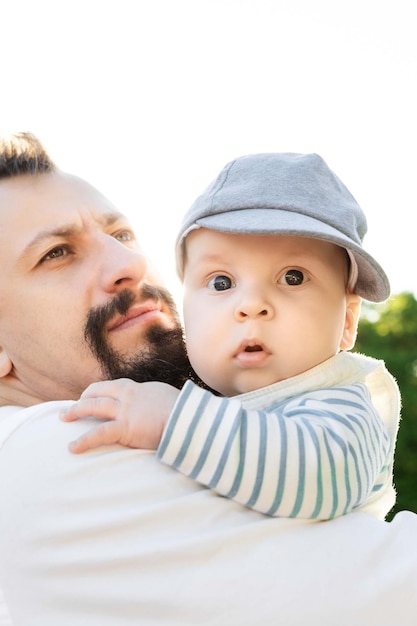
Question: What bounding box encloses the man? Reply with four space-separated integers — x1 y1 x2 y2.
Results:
0 133 416 626
0 133 192 404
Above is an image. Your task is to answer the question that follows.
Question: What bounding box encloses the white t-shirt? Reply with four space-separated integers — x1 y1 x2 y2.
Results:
0 400 416 626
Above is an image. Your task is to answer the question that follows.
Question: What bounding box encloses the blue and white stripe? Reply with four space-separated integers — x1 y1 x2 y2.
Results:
158 355 398 520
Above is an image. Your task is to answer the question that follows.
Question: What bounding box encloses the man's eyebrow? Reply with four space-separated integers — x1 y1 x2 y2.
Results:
20 211 125 259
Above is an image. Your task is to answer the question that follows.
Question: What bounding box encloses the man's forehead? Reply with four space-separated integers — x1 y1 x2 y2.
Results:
0 170 124 229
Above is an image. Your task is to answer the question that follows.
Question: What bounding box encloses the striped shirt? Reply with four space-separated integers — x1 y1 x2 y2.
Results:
158 352 400 520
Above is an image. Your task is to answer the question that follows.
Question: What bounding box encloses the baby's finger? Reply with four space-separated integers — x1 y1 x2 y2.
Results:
61 397 120 422
68 421 123 454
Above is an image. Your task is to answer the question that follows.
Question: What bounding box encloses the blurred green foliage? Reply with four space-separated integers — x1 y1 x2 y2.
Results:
354 292 417 519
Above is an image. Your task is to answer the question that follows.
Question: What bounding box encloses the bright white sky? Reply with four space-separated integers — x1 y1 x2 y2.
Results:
1 0 416 307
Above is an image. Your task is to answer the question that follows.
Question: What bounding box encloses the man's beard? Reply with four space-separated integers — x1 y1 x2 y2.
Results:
84 285 193 389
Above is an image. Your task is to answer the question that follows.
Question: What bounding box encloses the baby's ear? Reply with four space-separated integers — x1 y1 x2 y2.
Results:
340 294 362 351
0 347 13 378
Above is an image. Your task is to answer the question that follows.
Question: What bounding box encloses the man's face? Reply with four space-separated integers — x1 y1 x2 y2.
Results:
0 171 189 401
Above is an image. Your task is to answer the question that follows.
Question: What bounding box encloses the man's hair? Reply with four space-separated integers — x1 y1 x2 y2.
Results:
0 132 56 179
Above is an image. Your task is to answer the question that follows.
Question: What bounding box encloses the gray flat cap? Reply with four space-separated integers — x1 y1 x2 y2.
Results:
176 152 390 302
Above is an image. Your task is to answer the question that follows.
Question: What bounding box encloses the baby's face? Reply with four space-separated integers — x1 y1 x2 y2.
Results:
182 230 360 396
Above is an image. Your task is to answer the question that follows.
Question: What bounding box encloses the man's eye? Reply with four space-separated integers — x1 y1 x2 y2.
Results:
40 246 69 263
279 269 306 286
114 230 134 243
208 275 235 291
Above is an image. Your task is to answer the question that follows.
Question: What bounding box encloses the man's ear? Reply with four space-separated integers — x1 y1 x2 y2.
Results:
340 294 362 351
0 347 13 378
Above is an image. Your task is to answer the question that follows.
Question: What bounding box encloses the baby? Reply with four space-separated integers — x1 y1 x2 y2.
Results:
63 153 400 521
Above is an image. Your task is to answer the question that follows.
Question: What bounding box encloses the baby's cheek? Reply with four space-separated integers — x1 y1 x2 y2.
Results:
183 327 203 368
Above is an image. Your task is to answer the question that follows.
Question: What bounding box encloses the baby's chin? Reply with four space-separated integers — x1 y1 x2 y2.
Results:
212 377 277 398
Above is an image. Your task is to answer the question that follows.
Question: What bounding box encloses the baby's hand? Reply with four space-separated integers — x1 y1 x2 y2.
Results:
61 379 180 454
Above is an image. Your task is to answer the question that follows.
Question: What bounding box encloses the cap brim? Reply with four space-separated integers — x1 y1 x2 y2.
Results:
177 208 390 302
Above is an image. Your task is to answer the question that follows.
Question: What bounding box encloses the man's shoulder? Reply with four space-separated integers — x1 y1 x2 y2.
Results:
0 400 74 448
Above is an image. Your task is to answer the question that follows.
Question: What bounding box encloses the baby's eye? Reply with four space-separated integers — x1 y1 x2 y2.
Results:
279 269 307 286
207 275 235 291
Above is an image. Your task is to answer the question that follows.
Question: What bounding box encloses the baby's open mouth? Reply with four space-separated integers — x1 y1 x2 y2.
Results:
234 341 270 367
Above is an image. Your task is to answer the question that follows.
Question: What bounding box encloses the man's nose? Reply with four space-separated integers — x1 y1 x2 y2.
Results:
98 236 149 292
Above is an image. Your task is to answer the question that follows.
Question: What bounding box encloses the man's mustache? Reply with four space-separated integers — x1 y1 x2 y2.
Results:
84 284 179 341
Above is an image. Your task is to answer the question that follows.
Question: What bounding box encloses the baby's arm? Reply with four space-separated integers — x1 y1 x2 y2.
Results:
158 380 392 520
61 379 180 453
62 374 395 520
